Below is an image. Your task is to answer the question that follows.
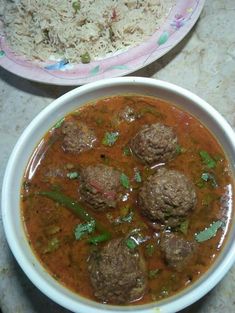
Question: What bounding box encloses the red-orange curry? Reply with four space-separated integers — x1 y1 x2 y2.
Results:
21 95 234 304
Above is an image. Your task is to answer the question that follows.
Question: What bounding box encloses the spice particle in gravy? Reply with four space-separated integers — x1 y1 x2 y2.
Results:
21 95 234 304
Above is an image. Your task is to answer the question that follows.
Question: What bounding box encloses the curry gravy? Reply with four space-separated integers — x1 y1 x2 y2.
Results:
21 95 234 304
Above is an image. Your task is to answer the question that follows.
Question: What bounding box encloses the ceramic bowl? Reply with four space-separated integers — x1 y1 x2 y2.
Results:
2 77 235 313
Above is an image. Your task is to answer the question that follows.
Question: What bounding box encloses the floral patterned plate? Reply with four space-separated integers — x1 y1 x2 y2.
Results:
0 0 204 86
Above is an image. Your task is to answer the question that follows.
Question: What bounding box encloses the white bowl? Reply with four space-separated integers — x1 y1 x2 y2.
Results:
2 77 235 313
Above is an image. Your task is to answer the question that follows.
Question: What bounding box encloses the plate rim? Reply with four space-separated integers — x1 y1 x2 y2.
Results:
0 0 205 85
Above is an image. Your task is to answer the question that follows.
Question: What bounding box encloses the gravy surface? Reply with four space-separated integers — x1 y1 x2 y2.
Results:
21 95 234 304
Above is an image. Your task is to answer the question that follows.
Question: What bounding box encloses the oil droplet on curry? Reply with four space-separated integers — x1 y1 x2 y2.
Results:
21 95 234 305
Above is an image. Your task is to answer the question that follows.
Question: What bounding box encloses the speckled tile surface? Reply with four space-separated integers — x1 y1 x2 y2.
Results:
0 0 235 312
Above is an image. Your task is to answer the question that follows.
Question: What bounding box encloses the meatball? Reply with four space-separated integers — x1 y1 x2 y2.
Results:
129 123 178 165
160 233 196 269
139 168 196 227
88 238 147 304
79 164 121 210
62 120 96 153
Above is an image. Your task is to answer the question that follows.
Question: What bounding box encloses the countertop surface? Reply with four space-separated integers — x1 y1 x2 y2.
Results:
0 0 235 312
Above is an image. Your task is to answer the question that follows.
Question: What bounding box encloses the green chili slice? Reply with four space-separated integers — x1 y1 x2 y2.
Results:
39 190 111 243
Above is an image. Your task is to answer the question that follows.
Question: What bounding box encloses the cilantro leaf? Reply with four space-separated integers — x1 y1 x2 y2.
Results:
179 220 189 235
72 0 81 13
145 243 155 257
121 211 134 223
120 173 130 189
123 146 132 156
67 171 79 179
134 169 142 183
148 269 161 279
80 52 90 64
74 220 96 240
175 144 186 154
43 237 60 254
114 211 134 225
199 150 217 169
201 172 218 188
125 237 138 250
195 220 224 242
102 131 119 146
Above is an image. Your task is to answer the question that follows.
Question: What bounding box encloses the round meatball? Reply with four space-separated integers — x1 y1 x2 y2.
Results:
79 164 121 210
62 120 96 153
88 238 147 304
160 233 196 269
139 168 196 227
129 123 178 165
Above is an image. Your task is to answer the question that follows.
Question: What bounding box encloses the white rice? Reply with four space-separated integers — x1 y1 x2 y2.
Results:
1 0 174 63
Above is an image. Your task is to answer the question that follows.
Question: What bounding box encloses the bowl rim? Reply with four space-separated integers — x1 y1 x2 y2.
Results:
1 77 235 313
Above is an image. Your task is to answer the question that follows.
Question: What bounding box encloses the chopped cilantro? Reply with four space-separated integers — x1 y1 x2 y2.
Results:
148 269 161 279
72 0 81 13
123 146 132 156
196 172 218 189
114 211 134 225
67 171 79 179
125 237 138 250
179 220 189 235
80 52 90 64
134 169 142 183
120 173 130 189
43 237 60 254
195 220 224 242
201 172 218 188
175 144 186 154
121 211 134 223
175 145 182 154
145 243 155 257
74 220 96 240
102 131 119 146
199 150 217 169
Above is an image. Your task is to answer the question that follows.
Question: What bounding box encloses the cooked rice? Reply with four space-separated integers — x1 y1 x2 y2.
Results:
0 0 174 63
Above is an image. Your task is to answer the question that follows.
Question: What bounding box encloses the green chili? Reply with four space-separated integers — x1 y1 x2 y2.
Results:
72 1 81 13
80 52 91 64
39 190 111 243
88 233 111 245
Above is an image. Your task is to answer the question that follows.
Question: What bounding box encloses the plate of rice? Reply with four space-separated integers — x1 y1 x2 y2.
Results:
0 0 205 85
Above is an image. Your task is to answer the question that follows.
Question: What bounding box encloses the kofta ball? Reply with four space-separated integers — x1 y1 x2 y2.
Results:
139 168 197 227
88 238 147 304
79 164 122 210
129 123 178 165
62 120 97 153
